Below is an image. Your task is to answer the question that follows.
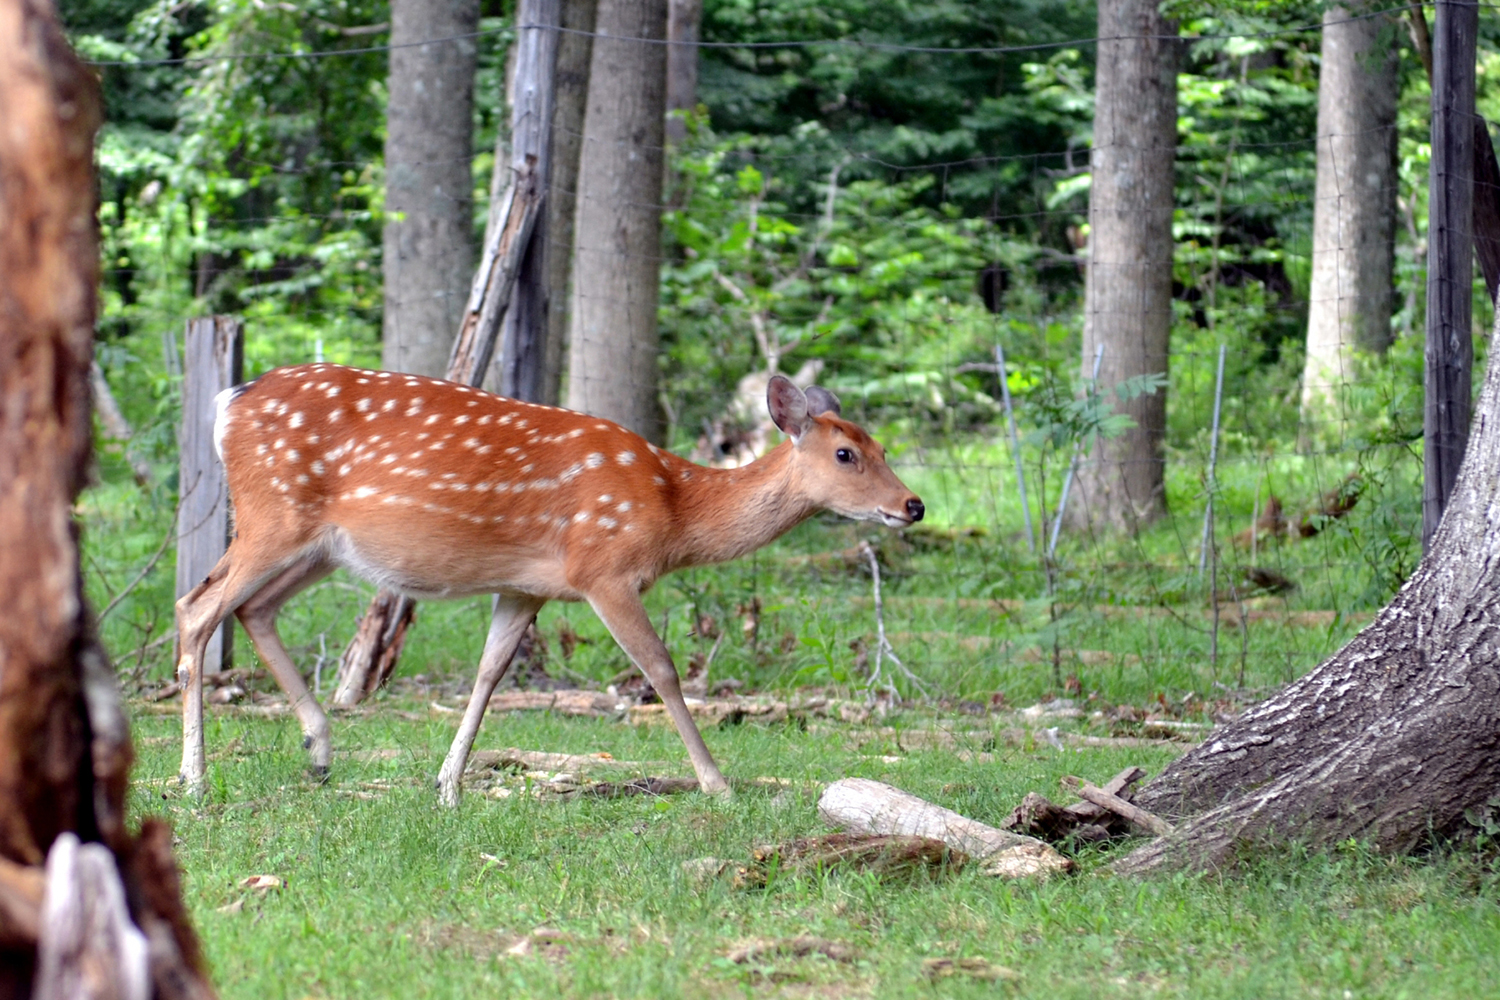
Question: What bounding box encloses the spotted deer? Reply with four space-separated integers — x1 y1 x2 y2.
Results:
176 363 924 803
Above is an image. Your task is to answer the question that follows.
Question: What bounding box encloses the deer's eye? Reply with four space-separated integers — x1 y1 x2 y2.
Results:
835 448 855 464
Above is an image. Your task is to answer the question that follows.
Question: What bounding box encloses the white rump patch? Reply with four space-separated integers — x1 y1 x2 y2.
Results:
212 386 238 461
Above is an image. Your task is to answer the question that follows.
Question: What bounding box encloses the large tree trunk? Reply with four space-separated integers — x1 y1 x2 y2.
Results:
1299 3 1399 424
0 2 212 993
381 0 480 377
1071 0 1178 533
1118 310 1500 875
566 0 669 442
539 0 596 406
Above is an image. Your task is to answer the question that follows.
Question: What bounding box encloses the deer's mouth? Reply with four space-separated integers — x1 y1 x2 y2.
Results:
876 509 915 528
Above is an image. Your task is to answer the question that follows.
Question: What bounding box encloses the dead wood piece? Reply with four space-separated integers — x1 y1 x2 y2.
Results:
628 698 788 727
1062 766 1146 823
332 593 415 707
466 748 649 774
1063 777 1174 837
922 957 1020 981
486 690 624 717
34 833 149 1000
0 857 43 948
726 936 857 965
737 833 963 888
818 779 1071 878
1001 793 1078 840
581 777 699 798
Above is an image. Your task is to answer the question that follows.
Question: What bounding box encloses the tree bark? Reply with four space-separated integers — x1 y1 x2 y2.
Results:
0 2 212 992
1071 0 1177 533
540 0 596 406
1299 3 1398 425
381 0 480 377
1118 309 1500 875
566 0 669 442
665 0 701 144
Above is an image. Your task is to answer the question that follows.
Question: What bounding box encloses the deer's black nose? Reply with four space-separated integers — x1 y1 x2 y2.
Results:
907 498 925 522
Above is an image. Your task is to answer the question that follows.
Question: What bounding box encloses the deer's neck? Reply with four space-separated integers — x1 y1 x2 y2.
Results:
667 444 813 569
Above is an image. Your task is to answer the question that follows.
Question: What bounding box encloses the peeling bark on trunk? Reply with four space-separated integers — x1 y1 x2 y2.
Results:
1119 312 1500 875
0 2 213 993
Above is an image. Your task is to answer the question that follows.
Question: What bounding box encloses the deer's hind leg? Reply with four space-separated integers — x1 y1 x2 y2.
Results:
175 537 320 794
234 554 336 776
437 593 546 807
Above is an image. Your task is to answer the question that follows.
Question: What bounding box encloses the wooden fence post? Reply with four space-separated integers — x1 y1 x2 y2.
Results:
1424 0 1478 551
175 315 243 675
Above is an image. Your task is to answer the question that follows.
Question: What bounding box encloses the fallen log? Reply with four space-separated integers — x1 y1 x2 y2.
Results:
817 778 1071 878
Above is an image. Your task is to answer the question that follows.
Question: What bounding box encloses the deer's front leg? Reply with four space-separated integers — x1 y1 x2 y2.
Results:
588 587 730 796
437 593 546 807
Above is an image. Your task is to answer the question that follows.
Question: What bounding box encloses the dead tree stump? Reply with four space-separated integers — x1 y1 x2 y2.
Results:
0 2 214 994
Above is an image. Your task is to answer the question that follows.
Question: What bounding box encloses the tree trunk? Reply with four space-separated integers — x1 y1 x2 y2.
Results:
665 0 701 144
540 0 596 406
1071 0 1177 533
1117 309 1500 875
1299 3 1399 425
566 0 669 442
381 0 480 377
0 2 212 992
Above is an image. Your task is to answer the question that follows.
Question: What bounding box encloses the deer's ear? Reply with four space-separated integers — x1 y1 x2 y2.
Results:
767 374 812 441
804 385 841 417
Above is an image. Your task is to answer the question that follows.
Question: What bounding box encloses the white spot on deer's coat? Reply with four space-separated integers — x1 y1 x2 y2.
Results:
329 409 344 422
381 454 396 465
454 414 470 426
256 443 268 456
574 512 590 523
262 399 282 415
353 486 380 499
406 399 423 416
296 474 309 484
618 501 633 512
594 424 609 431
586 452 605 468
617 451 636 466
598 516 618 529
653 476 666 486
478 415 493 425
424 414 439 426
356 398 371 412
289 412 305 428
568 428 584 439
499 414 514 425
311 461 326 475
383 400 397 412
598 494 613 503
325 386 341 398
559 462 584 483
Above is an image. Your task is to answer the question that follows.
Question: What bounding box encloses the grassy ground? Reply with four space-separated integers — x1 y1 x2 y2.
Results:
128 695 1500 1000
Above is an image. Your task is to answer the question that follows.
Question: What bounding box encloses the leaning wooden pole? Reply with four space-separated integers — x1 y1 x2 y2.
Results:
334 0 560 705
0 1 214 993
1423 0 1478 551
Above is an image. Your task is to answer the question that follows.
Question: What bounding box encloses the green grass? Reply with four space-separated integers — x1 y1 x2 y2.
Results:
128 699 1500 1000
